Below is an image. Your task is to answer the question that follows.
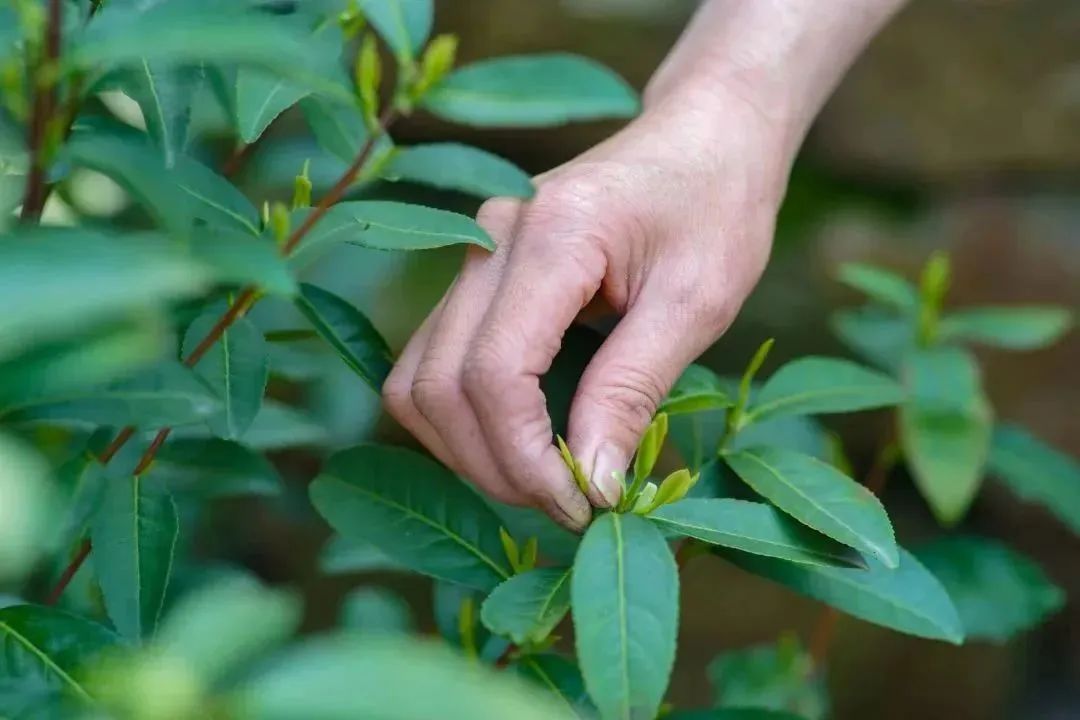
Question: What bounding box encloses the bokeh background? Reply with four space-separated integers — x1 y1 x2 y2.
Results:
53 1 1080 718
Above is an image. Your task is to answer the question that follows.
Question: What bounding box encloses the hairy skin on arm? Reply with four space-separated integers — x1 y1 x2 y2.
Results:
383 0 908 529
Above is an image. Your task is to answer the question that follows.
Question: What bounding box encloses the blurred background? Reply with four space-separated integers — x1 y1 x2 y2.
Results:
50 0 1080 717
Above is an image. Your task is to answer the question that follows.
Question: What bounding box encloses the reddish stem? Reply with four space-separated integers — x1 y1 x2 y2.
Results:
45 539 90 606
19 0 63 221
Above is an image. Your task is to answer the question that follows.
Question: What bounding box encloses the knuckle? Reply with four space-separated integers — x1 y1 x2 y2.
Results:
460 336 507 402
410 365 460 420
381 368 415 422
476 197 520 235
584 364 667 433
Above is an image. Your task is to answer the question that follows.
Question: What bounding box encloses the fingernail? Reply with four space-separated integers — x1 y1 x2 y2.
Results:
590 443 626 508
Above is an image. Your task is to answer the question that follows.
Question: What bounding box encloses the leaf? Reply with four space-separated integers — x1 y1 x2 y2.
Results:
189 225 298 297
63 126 261 237
224 400 330 450
155 576 300 686
899 347 993 525
295 283 393 392
938 306 1072 350
830 306 914 373
709 636 827 720
489 502 581 565
648 499 861 568
233 635 577 720
424 53 639 128
151 438 282 498
667 711 805 720
291 200 494 267
310 444 513 591
0 435 57 583
0 228 207 361
571 512 678 720
837 263 918 312
119 61 202 167
300 96 371 163
481 568 572 645
515 654 593 719
660 364 734 416
183 309 268 440
0 605 119 716
914 536 1063 643
91 474 179 641
746 357 904 424
724 446 897 567
359 0 434 61
2 361 222 428
722 547 963 643
319 535 404 575
384 143 534 198
340 588 414 635
987 423 1080 535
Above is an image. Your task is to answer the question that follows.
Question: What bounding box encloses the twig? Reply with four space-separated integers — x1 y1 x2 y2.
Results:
19 0 63 221
46 107 400 605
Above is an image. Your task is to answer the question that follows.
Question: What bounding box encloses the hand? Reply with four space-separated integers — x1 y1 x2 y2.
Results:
383 83 787 529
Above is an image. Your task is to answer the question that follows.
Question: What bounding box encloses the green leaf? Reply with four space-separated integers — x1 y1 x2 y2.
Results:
292 200 494 267
91 474 179 641
746 357 904 424
0 434 58 583
384 143 534 198
709 637 827 720
649 499 861 568
899 347 993 525
660 364 734 416
515 654 593 719
319 535 403 575
2 361 222 428
571 512 678 720
722 547 963 643
359 0 433 61
837 263 918 312
481 568 571 645
938 306 1072 350
151 438 282 498
424 53 639 128
340 588 414 635
295 283 393 392
189 225 298 297
987 423 1080 535
155 576 300 686
310 444 513 591
183 309 268 440
489 502 581 565
667 711 805 720
830 306 914 373
0 605 119 715
118 61 202 167
55 452 107 553
236 70 310 144
63 127 261 237
914 536 1063 643
0 229 207 361
724 446 897 567
221 400 329 450
234 635 577 720
300 96 372 163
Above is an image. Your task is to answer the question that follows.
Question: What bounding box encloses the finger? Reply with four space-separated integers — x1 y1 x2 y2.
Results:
568 282 733 506
411 201 534 507
462 220 607 530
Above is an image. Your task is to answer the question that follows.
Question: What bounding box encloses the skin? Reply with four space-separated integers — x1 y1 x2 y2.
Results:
384 0 908 529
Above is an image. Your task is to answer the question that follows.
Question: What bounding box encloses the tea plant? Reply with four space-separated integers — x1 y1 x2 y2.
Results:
0 1 1076 719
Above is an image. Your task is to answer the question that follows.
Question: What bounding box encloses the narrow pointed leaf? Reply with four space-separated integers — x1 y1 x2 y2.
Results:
837 263 918 311
481 568 571 645
152 438 282 498
746 357 904 424
300 96 371 163
722 547 963 643
310 444 513 591
0 605 119 715
384 143 534 198
424 53 639 128
236 69 310 143
829 306 914 373
359 0 433 61
571 512 677 720
899 347 992 525
938 306 1072 350
649 499 861 568
91 475 179 641
515 654 593 718
189 226 297 297
660 364 734 416
292 201 494 267
295 284 393 392
914 535 1063 642
987 423 1080 535
183 310 268 440
490 502 581 565
120 61 202 166
724 446 898 567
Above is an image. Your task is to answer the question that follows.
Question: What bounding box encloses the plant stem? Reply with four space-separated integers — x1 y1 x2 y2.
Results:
45 108 400 605
19 0 63 222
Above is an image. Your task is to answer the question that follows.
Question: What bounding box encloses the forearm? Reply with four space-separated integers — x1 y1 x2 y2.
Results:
645 0 906 159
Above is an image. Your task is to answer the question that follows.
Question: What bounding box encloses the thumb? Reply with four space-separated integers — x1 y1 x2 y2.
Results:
567 293 720 507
